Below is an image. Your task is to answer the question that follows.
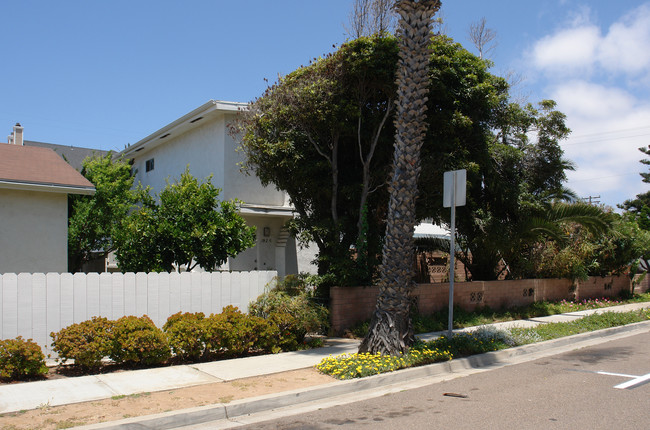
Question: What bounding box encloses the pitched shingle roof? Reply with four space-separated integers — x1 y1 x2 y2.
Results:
23 140 109 171
0 143 95 194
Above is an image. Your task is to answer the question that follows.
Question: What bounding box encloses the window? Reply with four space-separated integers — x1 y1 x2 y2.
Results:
145 158 154 172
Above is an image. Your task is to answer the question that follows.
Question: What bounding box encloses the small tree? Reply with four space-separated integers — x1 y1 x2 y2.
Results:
114 168 256 272
468 17 497 60
346 0 398 38
68 153 136 272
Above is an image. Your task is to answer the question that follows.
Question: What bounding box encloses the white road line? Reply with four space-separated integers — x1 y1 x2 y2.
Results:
614 373 650 390
596 371 638 378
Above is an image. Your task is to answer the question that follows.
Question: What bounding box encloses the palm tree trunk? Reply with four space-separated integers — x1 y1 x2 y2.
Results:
359 0 440 355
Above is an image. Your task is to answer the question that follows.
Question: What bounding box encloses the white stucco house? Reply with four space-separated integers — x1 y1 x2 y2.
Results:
119 100 317 277
0 124 95 273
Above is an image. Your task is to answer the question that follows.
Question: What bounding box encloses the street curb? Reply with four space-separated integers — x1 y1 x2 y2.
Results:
78 320 650 429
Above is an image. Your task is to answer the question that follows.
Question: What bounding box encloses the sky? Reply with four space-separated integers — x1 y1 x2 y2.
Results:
2 0 649 209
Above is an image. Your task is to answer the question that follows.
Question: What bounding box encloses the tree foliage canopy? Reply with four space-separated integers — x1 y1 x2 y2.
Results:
68 153 136 272
620 145 650 231
237 34 582 282
113 169 256 273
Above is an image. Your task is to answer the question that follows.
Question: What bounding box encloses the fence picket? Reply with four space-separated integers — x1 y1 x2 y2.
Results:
0 271 276 354
32 273 47 348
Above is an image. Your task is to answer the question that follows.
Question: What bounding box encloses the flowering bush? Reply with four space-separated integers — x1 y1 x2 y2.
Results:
316 344 452 380
0 336 48 380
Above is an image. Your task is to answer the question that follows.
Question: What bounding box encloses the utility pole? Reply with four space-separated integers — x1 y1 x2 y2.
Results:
582 195 601 205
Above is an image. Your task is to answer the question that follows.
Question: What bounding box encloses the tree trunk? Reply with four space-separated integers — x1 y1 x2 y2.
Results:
360 0 440 356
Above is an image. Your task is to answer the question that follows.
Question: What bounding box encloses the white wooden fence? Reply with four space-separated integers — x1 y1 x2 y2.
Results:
0 271 276 354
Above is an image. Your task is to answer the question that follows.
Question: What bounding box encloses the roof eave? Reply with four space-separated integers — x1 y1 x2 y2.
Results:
120 100 248 158
239 203 296 218
0 180 96 195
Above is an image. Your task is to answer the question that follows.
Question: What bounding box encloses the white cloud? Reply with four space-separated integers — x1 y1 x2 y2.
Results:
546 80 650 207
532 26 600 74
525 3 650 208
598 4 650 76
531 3 650 83
550 80 635 119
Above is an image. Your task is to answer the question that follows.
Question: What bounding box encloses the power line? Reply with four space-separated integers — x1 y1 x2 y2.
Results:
569 125 650 140
563 132 650 146
567 172 640 183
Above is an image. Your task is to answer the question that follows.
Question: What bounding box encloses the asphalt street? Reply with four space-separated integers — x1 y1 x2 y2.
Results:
223 331 650 429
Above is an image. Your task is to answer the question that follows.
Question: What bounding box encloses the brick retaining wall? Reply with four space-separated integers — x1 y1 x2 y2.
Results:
633 273 650 294
330 276 632 335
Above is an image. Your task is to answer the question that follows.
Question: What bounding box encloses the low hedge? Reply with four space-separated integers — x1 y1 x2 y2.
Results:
50 316 114 369
0 336 48 381
163 312 207 361
110 315 171 366
45 304 312 374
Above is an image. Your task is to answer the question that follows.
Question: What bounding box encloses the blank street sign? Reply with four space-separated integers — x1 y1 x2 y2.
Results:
443 169 466 208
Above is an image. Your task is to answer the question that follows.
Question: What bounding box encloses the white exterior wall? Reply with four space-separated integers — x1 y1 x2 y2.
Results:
230 215 295 274
124 106 318 276
0 189 68 273
132 113 286 207
223 123 285 206
132 119 226 193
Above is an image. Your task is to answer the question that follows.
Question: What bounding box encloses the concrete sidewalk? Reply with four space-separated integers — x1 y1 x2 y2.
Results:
1 302 649 419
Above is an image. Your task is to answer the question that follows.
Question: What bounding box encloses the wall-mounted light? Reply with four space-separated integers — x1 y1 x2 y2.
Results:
263 227 271 237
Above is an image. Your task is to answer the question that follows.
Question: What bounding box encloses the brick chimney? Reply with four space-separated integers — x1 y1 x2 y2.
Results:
12 123 24 146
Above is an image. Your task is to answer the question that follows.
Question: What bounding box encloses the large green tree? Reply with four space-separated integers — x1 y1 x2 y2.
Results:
359 0 440 355
113 169 256 273
236 35 399 284
237 22 575 284
68 153 136 272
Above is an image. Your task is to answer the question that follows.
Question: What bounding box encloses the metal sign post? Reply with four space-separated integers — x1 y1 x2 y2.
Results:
443 169 466 338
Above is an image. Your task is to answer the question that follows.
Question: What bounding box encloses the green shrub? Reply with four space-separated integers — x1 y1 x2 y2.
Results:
110 315 170 366
266 311 302 351
50 317 114 369
163 312 206 361
429 326 515 357
204 305 279 356
249 290 329 345
0 336 48 380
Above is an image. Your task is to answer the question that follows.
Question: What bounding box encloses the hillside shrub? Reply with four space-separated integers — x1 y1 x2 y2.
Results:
110 315 170 366
0 337 48 380
50 317 114 369
163 312 206 361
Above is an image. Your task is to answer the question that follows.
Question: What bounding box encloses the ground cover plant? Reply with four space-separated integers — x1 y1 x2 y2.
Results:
508 309 650 343
316 341 452 379
319 309 650 380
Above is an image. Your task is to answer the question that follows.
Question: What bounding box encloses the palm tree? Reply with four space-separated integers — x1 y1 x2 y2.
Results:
359 0 440 355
